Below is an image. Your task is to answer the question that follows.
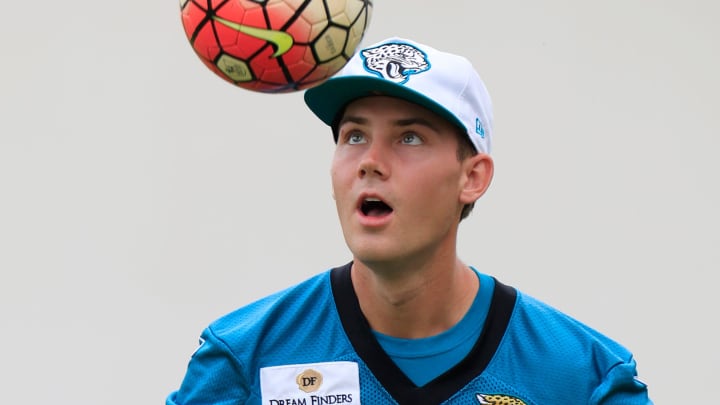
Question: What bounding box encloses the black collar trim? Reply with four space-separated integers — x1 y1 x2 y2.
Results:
330 262 517 404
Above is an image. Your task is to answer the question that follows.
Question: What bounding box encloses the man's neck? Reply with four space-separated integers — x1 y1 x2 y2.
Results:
350 257 479 339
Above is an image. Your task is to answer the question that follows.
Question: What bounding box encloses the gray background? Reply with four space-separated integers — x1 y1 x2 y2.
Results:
1 0 718 403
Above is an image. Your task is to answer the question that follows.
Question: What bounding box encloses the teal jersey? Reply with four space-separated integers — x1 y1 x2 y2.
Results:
167 263 651 404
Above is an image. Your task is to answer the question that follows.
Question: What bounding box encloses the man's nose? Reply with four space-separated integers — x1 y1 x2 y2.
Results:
358 140 389 179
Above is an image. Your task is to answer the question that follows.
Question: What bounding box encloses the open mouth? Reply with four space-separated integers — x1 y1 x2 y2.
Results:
360 197 393 217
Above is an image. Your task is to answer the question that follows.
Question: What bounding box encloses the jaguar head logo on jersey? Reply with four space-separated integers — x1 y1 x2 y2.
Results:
476 393 527 405
296 369 323 393
360 42 430 84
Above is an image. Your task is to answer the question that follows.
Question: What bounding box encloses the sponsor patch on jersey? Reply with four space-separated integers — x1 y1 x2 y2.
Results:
476 393 527 404
260 361 360 404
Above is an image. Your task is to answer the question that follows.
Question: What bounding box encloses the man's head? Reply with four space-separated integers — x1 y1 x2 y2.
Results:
304 37 494 223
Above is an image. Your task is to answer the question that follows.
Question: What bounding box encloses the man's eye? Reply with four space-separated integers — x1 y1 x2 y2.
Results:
348 132 366 144
402 133 422 145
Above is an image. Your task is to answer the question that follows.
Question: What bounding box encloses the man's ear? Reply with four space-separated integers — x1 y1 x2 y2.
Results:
459 153 494 205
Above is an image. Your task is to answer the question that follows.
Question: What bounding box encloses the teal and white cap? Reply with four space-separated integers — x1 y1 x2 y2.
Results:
304 37 493 154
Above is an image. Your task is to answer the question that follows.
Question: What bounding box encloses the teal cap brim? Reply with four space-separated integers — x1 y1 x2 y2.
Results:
304 76 465 136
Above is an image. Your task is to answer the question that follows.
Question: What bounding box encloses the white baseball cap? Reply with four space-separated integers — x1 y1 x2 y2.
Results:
304 37 493 154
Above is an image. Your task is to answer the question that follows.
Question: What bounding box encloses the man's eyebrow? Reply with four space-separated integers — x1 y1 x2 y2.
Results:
394 117 439 131
337 115 368 127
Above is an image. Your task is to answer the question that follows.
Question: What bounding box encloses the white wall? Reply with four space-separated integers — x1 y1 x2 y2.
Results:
1 1 717 403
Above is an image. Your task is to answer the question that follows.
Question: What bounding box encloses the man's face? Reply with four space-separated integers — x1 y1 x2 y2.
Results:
330 96 473 269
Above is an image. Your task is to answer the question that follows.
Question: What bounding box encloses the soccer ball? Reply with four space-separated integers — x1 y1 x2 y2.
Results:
180 0 373 93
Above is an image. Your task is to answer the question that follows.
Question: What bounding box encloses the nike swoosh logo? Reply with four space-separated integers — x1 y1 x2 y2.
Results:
212 16 294 58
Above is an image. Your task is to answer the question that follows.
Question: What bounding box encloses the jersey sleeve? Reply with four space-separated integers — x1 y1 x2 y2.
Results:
590 356 653 404
166 327 249 405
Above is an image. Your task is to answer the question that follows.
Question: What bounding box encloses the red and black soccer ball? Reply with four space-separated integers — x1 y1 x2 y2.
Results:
180 0 373 93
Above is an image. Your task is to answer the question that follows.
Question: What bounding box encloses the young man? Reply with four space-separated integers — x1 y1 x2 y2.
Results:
167 37 652 404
